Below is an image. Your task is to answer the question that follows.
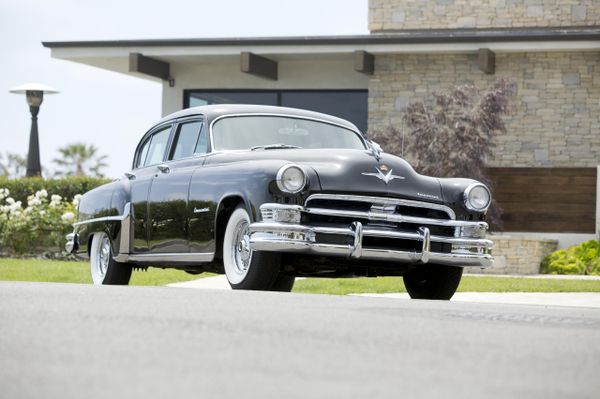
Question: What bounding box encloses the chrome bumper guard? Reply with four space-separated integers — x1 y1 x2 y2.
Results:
249 203 494 268
65 233 78 254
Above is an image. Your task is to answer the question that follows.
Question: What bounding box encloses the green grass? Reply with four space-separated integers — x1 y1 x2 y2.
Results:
293 275 600 295
2 258 600 293
0 258 204 286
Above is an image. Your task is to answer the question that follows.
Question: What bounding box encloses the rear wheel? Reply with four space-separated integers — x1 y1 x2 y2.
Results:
403 265 463 300
90 232 132 285
223 206 286 290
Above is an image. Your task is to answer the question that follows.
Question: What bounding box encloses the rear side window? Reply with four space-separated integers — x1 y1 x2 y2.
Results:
140 126 171 167
170 121 203 160
194 125 207 155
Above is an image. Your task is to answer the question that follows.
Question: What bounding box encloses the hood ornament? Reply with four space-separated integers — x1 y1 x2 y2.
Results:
362 166 405 185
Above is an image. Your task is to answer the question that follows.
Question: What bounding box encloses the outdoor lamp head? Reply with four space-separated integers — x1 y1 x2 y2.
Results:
26 90 44 107
9 83 59 107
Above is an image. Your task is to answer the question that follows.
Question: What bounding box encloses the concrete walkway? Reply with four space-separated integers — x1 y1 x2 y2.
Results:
353 292 600 308
168 275 600 308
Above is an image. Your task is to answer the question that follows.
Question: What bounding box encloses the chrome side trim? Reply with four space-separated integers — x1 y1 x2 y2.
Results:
73 214 125 226
114 252 215 263
305 193 456 220
118 203 132 256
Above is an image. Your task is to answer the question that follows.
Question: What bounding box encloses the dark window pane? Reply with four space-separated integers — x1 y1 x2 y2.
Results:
281 91 368 133
171 121 202 160
185 90 368 133
189 91 278 106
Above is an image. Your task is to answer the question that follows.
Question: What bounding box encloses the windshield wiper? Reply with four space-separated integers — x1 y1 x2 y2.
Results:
250 144 302 151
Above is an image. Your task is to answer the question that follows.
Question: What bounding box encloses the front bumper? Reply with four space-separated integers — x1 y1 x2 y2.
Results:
249 203 494 268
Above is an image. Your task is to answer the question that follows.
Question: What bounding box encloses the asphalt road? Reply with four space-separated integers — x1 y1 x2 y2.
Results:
1 282 599 399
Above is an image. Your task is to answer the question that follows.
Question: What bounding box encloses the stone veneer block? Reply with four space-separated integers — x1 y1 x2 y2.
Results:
368 0 600 31
368 52 600 168
469 235 558 275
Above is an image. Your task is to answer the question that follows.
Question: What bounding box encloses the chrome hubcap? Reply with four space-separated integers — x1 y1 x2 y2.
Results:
232 220 252 275
97 235 110 278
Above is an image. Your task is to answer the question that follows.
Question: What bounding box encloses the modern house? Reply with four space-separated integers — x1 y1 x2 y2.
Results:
43 0 599 259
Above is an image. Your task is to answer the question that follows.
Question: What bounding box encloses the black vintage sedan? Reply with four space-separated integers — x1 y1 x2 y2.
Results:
66 104 493 299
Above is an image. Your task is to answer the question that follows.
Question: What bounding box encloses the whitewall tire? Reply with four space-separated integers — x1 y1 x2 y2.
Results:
89 232 132 285
223 206 289 290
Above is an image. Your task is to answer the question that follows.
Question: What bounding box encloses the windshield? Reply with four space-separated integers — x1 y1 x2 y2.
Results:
211 115 366 151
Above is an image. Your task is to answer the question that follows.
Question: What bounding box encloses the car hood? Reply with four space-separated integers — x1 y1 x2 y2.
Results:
206 148 443 202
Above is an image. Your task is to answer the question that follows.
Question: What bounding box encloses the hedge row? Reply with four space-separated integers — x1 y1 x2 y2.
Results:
0 176 110 203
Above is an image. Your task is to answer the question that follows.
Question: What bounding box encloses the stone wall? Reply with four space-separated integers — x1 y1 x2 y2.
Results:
369 0 600 31
469 235 558 274
368 51 600 167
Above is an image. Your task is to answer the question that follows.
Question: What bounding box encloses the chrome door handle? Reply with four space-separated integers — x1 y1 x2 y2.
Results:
157 164 170 174
124 172 136 180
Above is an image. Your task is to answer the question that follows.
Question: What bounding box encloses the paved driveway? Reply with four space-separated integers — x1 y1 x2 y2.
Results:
1 281 599 398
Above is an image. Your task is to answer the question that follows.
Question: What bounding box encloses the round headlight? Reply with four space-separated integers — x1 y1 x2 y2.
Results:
276 164 306 194
464 183 491 211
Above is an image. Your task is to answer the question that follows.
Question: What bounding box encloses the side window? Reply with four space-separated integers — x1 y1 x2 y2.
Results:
135 137 152 168
170 121 202 160
194 124 207 155
144 127 171 167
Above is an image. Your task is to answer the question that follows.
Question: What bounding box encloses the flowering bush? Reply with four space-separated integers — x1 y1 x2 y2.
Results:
0 187 81 256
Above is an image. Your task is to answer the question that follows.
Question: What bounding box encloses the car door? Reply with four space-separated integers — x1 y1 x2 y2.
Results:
147 118 205 253
127 123 174 254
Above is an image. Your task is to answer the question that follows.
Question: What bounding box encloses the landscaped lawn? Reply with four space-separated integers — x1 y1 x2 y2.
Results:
0 258 203 286
2 257 600 293
294 275 600 294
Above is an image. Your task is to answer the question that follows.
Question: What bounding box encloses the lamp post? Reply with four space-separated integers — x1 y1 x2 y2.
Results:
9 83 59 177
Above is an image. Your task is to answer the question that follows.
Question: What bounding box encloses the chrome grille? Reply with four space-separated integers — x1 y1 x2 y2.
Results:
303 194 462 254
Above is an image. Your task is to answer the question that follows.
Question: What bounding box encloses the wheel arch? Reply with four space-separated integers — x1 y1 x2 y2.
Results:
214 195 250 260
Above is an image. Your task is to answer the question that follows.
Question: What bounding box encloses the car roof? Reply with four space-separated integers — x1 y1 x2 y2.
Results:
153 104 361 133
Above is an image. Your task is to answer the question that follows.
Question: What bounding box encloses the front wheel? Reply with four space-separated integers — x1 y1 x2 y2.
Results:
403 265 463 300
90 232 132 285
223 206 286 290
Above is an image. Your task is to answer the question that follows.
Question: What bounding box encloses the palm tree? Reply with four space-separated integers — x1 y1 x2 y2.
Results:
0 152 27 178
53 143 108 178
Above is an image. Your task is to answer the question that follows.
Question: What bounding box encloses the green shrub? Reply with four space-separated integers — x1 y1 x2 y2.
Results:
541 240 600 275
0 176 109 204
0 187 82 256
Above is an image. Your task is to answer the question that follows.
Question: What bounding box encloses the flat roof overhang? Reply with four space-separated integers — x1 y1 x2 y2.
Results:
43 26 600 82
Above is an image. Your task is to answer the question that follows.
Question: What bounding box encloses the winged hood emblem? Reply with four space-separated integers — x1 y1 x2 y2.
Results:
362 166 405 185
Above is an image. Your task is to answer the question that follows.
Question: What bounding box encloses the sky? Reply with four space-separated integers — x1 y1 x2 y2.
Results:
0 0 368 178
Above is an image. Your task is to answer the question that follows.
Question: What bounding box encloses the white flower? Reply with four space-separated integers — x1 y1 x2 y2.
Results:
39 210 46 216
72 194 83 207
8 201 22 213
0 188 9 200
61 212 75 222
6 197 15 205
51 194 62 203
28 197 42 207
35 189 48 198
